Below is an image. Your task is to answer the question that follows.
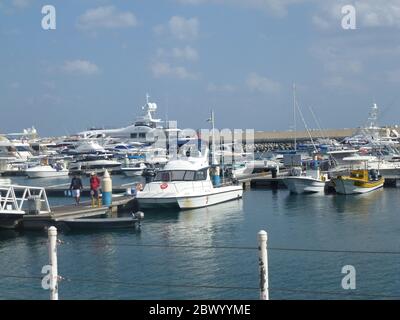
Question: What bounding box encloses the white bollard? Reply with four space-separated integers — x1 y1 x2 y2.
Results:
258 230 269 300
102 169 112 206
48 226 59 300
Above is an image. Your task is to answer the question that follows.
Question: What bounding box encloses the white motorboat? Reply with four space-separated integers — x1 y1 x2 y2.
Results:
137 150 243 209
25 164 69 178
282 160 329 194
121 162 147 177
69 154 121 172
283 174 327 194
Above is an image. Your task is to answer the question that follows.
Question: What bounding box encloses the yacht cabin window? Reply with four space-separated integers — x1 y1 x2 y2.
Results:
183 171 195 181
194 169 207 181
172 171 186 181
154 169 208 182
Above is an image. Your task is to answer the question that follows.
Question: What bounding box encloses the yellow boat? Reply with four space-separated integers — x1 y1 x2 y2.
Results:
333 169 384 194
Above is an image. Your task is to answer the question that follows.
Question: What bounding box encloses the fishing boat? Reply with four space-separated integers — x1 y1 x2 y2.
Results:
332 156 385 194
136 149 243 209
282 158 329 194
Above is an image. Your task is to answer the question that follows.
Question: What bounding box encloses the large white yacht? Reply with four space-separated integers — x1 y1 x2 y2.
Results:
137 149 243 209
78 94 183 144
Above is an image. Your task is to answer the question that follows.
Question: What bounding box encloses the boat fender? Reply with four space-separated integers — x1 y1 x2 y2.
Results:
134 211 144 220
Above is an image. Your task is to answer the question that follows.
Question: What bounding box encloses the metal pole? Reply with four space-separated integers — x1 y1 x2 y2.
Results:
293 83 297 152
48 226 59 300
258 230 269 300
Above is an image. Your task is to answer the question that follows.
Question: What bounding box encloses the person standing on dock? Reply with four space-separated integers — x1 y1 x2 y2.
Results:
90 172 101 207
70 175 83 205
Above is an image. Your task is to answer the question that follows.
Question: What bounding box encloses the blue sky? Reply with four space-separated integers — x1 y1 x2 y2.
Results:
1 0 400 136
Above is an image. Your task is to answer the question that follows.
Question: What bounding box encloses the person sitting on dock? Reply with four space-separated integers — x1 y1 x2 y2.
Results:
90 172 101 207
70 175 83 205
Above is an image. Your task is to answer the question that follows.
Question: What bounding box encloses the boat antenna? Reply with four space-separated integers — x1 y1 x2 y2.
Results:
165 94 169 126
208 109 217 165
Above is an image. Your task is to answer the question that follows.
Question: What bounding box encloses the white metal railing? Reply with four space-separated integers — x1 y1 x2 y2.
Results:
0 185 51 214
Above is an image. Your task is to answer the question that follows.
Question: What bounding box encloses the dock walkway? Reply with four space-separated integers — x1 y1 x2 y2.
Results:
21 195 135 230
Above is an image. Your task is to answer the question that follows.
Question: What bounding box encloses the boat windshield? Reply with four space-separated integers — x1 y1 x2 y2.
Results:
154 169 207 182
16 146 31 152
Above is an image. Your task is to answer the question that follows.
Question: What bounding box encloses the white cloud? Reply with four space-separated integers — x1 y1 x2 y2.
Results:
151 62 196 79
207 83 236 93
77 6 137 30
157 46 199 61
62 60 100 75
313 0 400 30
322 75 365 91
176 0 304 17
312 15 332 30
11 0 31 9
155 16 199 41
172 46 199 61
246 73 281 94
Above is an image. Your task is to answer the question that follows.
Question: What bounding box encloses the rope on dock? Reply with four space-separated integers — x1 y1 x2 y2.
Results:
55 240 400 255
3 238 400 299
2 273 400 299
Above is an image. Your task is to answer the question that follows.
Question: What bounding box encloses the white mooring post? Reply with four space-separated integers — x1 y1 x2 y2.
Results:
48 226 59 300
258 230 269 300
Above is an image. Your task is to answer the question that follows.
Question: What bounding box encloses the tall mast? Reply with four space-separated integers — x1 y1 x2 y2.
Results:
293 83 297 152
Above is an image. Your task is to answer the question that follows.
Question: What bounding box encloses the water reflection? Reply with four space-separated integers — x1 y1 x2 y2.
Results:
331 189 385 215
142 199 243 224
0 230 22 243
282 191 329 215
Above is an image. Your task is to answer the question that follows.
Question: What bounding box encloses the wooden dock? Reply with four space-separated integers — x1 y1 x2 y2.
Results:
21 195 136 230
44 183 137 197
249 175 287 189
234 171 289 189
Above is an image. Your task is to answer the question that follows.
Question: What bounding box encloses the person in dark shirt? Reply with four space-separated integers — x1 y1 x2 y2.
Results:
70 175 83 205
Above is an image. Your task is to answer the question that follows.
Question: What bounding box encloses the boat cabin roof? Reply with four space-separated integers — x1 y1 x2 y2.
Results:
163 158 209 171
342 156 376 162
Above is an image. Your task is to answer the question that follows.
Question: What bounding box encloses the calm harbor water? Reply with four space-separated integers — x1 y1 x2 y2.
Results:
1 175 400 300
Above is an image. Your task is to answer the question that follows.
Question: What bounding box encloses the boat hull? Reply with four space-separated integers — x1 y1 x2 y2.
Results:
283 177 326 194
121 169 144 177
26 170 69 179
333 178 384 195
138 186 243 209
